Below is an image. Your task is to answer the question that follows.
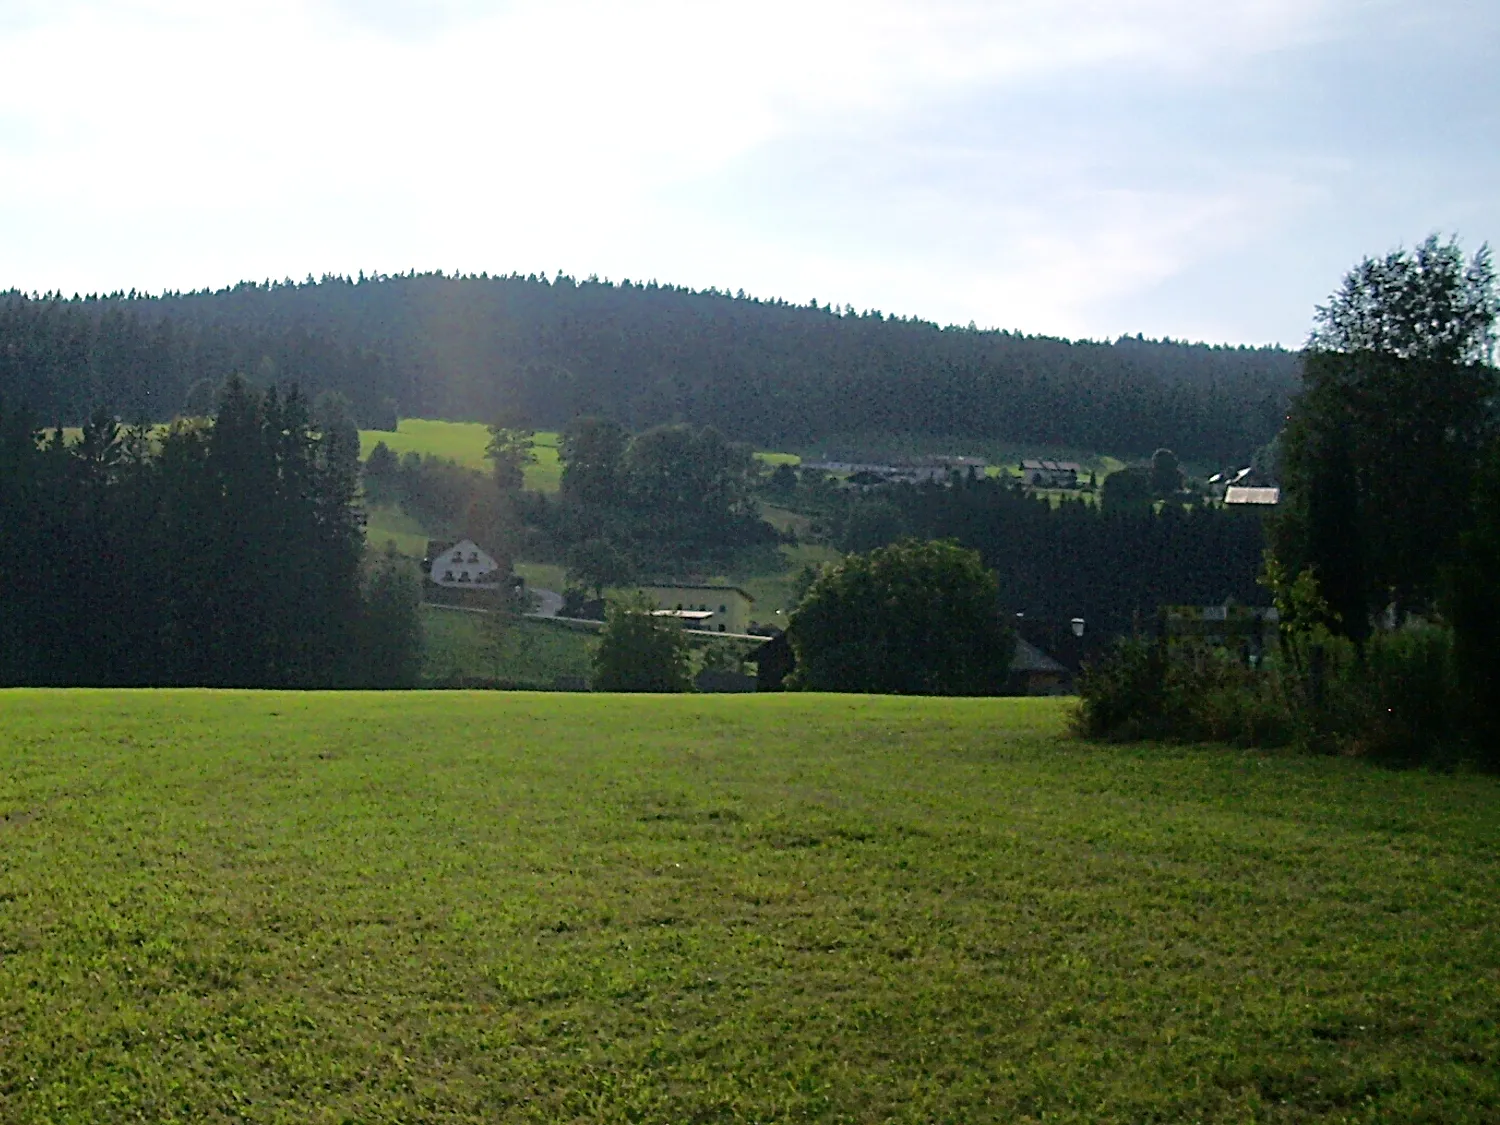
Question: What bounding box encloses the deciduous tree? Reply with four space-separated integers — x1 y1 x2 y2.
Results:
786 539 1014 695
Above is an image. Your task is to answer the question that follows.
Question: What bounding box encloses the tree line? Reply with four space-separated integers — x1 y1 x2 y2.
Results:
0 379 421 688
795 474 1269 649
0 295 400 432
4 273 1299 462
1082 235 1500 765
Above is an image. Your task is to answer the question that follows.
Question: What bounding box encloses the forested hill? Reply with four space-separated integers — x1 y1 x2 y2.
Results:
2 274 1299 460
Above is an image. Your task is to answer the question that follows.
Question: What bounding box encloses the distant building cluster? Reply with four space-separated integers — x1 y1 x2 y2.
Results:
800 455 988 486
1018 459 1084 488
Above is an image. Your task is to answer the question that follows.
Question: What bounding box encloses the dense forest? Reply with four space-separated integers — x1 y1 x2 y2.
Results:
803 474 1269 647
0 382 420 688
2 273 1298 461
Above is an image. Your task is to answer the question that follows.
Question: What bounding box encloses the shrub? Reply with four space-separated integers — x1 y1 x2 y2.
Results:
591 595 693 693
1074 636 1167 741
1325 625 1461 764
1075 638 1291 747
786 539 1013 695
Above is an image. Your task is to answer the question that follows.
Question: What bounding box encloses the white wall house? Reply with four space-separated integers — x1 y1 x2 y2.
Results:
427 539 503 587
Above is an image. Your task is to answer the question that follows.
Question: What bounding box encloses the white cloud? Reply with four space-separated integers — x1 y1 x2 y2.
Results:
0 0 1461 347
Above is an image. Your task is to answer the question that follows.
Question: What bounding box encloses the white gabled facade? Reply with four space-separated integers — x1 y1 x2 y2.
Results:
428 539 503 587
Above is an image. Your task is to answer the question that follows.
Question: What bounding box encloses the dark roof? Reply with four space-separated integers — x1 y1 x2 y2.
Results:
1010 637 1068 674
1020 459 1082 473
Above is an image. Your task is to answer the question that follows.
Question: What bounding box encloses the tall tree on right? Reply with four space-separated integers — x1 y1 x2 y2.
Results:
1273 236 1498 630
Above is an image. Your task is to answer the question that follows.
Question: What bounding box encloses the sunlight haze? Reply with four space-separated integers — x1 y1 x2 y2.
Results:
1 0 1494 343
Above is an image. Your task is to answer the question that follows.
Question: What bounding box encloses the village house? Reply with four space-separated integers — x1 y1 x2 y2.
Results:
1019 459 1082 488
639 584 755 634
1008 637 1071 695
423 539 505 587
800 455 988 487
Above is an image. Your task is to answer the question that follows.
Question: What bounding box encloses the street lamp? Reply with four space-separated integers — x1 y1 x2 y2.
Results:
1070 617 1085 638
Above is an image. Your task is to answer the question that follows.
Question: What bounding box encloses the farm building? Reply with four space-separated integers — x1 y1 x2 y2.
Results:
639 585 755 634
1019 459 1082 488
1210 466 1273 500
423 539 505 587
1008 638 1070 695
1224 486 1280 507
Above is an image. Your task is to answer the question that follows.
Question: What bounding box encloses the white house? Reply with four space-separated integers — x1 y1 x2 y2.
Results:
425 539 504 587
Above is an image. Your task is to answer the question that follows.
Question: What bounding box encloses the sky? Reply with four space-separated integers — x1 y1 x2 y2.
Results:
0 0 1495 345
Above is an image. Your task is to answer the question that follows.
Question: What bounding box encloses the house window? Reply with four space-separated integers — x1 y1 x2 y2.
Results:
468 553 479 563
443 570 454 581
719 605 727 613
460 571 471 582
718 624 726 632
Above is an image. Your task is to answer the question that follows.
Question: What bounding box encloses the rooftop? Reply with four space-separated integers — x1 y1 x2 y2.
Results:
1225 486 1281 506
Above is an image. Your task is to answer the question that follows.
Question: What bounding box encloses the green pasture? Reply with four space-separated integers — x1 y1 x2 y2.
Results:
363 504 431 557
2 690 1497 1123
420 606 594 686
358 421 561 491
358 419 798 492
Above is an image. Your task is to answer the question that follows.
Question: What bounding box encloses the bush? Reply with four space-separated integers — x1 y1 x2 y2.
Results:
1076 623 1467 763
786 539 1014 695
1075 637 1290 747
591 595 693 693
1325 625 1461 765
1074 636 1167 741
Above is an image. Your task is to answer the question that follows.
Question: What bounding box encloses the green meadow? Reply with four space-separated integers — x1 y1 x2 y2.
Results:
358 419 801 495
420 607 595 686
2 691 1497 1123
359 421 562 491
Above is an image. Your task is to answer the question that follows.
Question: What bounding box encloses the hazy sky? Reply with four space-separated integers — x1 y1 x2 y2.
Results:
1 0 1495 344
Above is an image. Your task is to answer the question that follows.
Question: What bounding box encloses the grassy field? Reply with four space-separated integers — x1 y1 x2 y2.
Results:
359 421 561 491
421 607 594 686
359 419 798 492
364 504 432 558
2 691 1497 1124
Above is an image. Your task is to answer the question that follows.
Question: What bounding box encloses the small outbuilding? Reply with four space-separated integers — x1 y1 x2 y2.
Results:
1224 486 1280 507
1008 637 1071 695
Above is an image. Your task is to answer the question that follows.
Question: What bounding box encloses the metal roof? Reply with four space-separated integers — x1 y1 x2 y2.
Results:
1224 486 1280 506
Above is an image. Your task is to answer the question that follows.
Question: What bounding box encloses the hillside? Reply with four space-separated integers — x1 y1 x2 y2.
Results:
2 276 1299 462
2 690 1497 1123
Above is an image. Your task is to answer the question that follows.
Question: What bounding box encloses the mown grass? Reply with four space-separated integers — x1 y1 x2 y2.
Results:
1 691 1497 1123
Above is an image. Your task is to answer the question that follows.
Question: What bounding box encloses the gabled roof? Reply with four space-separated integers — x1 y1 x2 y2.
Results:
1010 637 1068 674
1020 459 1082 473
